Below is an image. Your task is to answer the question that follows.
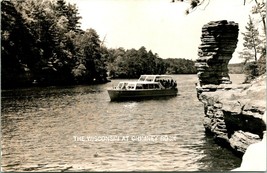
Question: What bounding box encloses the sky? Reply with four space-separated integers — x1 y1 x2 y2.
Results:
66 0 257 63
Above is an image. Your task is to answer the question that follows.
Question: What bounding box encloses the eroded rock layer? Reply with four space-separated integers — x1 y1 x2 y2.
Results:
197 76 266 155
195 20 239 85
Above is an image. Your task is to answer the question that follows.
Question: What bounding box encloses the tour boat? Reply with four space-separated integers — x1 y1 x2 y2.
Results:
107 75 178 101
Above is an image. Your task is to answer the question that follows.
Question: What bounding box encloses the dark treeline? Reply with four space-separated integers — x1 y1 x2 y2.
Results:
1 0 197 89
107 47 197 79
2 0 109 88
164 58 197 74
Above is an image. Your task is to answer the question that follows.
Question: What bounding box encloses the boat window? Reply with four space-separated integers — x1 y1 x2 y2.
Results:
138 76 146 81
143 84 148 89
127 84 135 90
148 84 154 89
145 76 154 82
136 84 143 89
117 83 123 89
154 84 160 89
117 82 127 89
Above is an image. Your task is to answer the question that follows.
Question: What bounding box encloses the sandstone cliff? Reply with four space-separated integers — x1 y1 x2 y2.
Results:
195 20 239 85
195 20 266 156
196 75 266 155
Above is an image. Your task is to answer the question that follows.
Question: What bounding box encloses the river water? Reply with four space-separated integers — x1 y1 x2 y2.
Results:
1 74 244 172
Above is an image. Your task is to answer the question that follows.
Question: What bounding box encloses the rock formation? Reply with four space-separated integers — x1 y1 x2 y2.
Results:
198 76 266 155
195 20 239 85
195 20 266 156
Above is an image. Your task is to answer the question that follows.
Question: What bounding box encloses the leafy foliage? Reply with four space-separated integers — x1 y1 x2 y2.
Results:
72 28 107 83
251 0 266 36
164 58 197 74
1 0 199 88
107 47 197 79
1 0 107 88
240 15 265 83
243 62 259 83
1 0 36 87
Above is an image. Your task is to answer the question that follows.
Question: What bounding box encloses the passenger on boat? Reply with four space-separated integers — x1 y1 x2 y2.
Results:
158 79 175 89
172 81 177 89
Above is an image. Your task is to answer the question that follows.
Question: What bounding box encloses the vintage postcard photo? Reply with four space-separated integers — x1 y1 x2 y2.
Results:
1 0 266 172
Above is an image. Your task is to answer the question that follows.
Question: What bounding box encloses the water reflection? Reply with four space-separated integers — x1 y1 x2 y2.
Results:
1 75 243 171
184 135 242 171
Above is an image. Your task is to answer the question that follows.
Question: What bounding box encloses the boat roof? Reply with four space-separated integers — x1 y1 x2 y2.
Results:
117 75 175 85
118 81 159 84
129 81 159 84
139 75 173 78
138 75 174 82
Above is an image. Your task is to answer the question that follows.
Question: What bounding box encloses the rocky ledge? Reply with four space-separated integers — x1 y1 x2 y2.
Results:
195 20 266 156
196 75 266 155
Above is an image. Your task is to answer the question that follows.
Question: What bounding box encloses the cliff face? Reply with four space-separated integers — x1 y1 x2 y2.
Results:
195 20 266 156
197 76 266 155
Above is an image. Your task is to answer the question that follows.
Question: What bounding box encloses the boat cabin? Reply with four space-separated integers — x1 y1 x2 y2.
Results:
138 75 177 89
114 75 177 90
115 81 163 90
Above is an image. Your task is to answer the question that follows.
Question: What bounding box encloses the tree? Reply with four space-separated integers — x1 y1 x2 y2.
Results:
242 15 261 62
106 46 197 78
164 58 197 74
54 0 81 32
1 0 111 88
240 15 261 83
72 28 107 83
1 0 37 88
238 50 254 65
251 0 266 36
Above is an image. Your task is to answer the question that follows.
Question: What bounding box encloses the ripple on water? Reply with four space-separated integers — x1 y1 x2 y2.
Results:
1 75 242 171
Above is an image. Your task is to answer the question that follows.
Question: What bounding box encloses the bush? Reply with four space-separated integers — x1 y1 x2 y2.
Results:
243 62 259 83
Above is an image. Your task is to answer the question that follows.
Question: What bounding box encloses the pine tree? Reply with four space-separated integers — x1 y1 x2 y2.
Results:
242 15 261 62
240 15 262 83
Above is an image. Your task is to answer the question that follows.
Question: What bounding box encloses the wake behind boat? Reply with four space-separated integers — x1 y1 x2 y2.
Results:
107 75 178 101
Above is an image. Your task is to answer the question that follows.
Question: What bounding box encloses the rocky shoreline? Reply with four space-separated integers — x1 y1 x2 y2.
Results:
196 75 266 156
195 20 266 157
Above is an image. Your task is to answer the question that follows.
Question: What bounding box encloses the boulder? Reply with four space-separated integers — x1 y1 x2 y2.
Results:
229 130 261 154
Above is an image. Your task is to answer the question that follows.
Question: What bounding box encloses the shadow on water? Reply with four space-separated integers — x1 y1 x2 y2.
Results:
1 85 104 99
108 95 179 103
196 134 242 171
